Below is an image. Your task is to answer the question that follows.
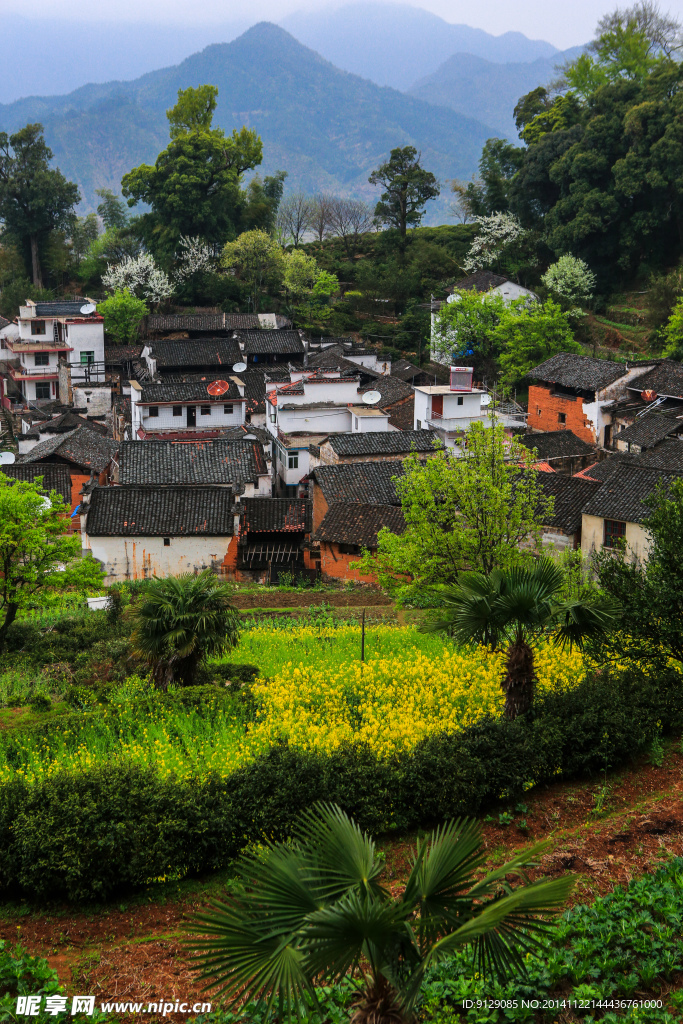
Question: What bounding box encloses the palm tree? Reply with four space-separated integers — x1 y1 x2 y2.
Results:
424 558 616 720
188 803 573 1023
131 570 240 689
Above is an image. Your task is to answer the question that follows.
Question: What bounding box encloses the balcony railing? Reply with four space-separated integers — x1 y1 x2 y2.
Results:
8 365 60 379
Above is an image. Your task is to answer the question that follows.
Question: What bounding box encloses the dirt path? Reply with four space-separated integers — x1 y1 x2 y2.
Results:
230 590 392 609
2 742 681 1019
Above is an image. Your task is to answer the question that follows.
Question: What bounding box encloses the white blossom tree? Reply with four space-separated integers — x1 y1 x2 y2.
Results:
173 235 216 283
462 212 524 273
103 252 173 304
541 255 596 306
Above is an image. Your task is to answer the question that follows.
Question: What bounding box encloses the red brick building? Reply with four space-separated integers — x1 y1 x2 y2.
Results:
313 501 405 581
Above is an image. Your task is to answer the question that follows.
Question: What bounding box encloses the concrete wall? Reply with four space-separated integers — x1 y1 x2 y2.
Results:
580 514 652 563
83 533 237 582
67 322 105 371
72 385 111 417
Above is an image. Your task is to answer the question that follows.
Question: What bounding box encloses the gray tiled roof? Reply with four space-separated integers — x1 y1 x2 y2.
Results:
391 359 427 383
518 430 595 460
86 485 236 536
581 465 683 523
18 425 118 473
119 439 267 485
146 312 228 333
327 429 441 457
34 301 98 317
633 438 683 471
614 412 682 449
358 375 414 408
529 354 629 391
0 463 72 504
241 498 311 533
239 331 305 356
138 380 242 403
147 338 242 369
306 346 382 378
626 360 683 399
312 462 403 505
313 502 405 547
450 271 508 293
537 473 602 534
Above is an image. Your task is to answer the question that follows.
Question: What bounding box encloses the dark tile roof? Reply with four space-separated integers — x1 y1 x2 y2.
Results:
518 430 595 460
313 502 405 547
0 315 10 330
0 463 71 504
240 369 290 415
24 411 107 440
225 314 261 330
537 473 601 534
327 429 441 457
104 345 143 362
119 439 267 485
18 425 118 473
239 331 305 356
391 359 426 383
138 380 242 403
529 353 629 391
147 338 242 369
581 465 683 523
240 497 311 533
313 462 402 505
450 271 508 293
575 456 626 482
614 412 683 449
86 485 236 536
34 301 98 317
146 312 227 334
633 438 683 471
358 376 414 408
626 360 683 399
306 346 382 378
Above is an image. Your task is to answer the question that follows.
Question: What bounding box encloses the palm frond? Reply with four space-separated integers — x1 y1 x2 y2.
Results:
295 803 386 902
551 597 619 650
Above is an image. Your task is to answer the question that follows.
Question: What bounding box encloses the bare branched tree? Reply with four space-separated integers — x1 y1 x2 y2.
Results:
310 194 334 242
449 179 481 224
276 193 314 246
593 1 682 56
329 197 373 257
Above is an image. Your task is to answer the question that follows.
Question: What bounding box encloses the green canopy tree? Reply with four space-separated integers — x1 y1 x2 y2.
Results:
0 473 103 655
369 146 439 239
431 289 508 379
121 85 262 252
0 124 80 287
354 421 553 588
221 229 286 310
98 288 149 345
131 570 240 689
189 804 573 1023
496 299 581 387
423 559 616 719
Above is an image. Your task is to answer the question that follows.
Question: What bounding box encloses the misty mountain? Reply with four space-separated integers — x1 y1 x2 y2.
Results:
408 47 584 141
0 23 495 224
280 2 560 91
0 15 248 106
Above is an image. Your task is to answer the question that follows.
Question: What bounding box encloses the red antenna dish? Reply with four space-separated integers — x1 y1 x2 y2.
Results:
207 380 230 396
641 390 657 402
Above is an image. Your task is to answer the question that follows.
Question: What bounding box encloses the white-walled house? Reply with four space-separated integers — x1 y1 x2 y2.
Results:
130 378 247 439
265 373 391 439
5 300 105 404
414 366 526 447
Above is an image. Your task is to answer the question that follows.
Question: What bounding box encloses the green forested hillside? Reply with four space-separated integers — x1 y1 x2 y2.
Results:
0 23 494 218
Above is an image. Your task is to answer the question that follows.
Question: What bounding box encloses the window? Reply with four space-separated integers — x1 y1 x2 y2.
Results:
537 408 542 416
80 351 95 365
288 452 299 469
604 519 626 548
147 406 159 418
163 538 170 547
558 412 566 424
172 406 182 417
200 405 211 416
416 419 421 429
35 382 50 399
31 320 46 336
34 353 49 367
339 542 361 555
269 407 276 423
354 417 359 429
223 403 233 415
457 396 463 406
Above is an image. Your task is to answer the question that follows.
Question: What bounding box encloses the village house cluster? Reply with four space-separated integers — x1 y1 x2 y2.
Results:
1 283 683 584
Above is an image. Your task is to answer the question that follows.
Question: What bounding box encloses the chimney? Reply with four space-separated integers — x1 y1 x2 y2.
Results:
450 366 473 392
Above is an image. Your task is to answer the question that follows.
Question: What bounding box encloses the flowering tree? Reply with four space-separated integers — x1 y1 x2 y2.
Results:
173 235 215 283
102 252 173 304
541 255 596 306
462 212 524 273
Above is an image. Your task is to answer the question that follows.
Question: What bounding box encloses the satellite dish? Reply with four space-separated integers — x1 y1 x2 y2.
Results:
362 390 382 405
207 380 230 396
243 433 257 440
232 361 247 373
0 451 15 465
79 303 96 315
480 394 491 406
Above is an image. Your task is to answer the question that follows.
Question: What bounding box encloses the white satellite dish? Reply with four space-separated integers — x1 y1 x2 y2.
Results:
232 361 247 373
0 451 15 465
80 302 96 315
362 390 382 405
243 433 257 440
481 394 491 406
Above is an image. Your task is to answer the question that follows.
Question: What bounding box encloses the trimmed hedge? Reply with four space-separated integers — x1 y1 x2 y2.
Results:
0 666 681 902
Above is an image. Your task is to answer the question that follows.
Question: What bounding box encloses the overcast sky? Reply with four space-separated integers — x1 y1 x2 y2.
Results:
3 0 683 49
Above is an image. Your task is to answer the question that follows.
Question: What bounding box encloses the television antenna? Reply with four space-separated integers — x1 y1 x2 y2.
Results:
207 380 230 396
0 451 16 465
79 302 96 315
232 361 247 373
362 390 381 405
